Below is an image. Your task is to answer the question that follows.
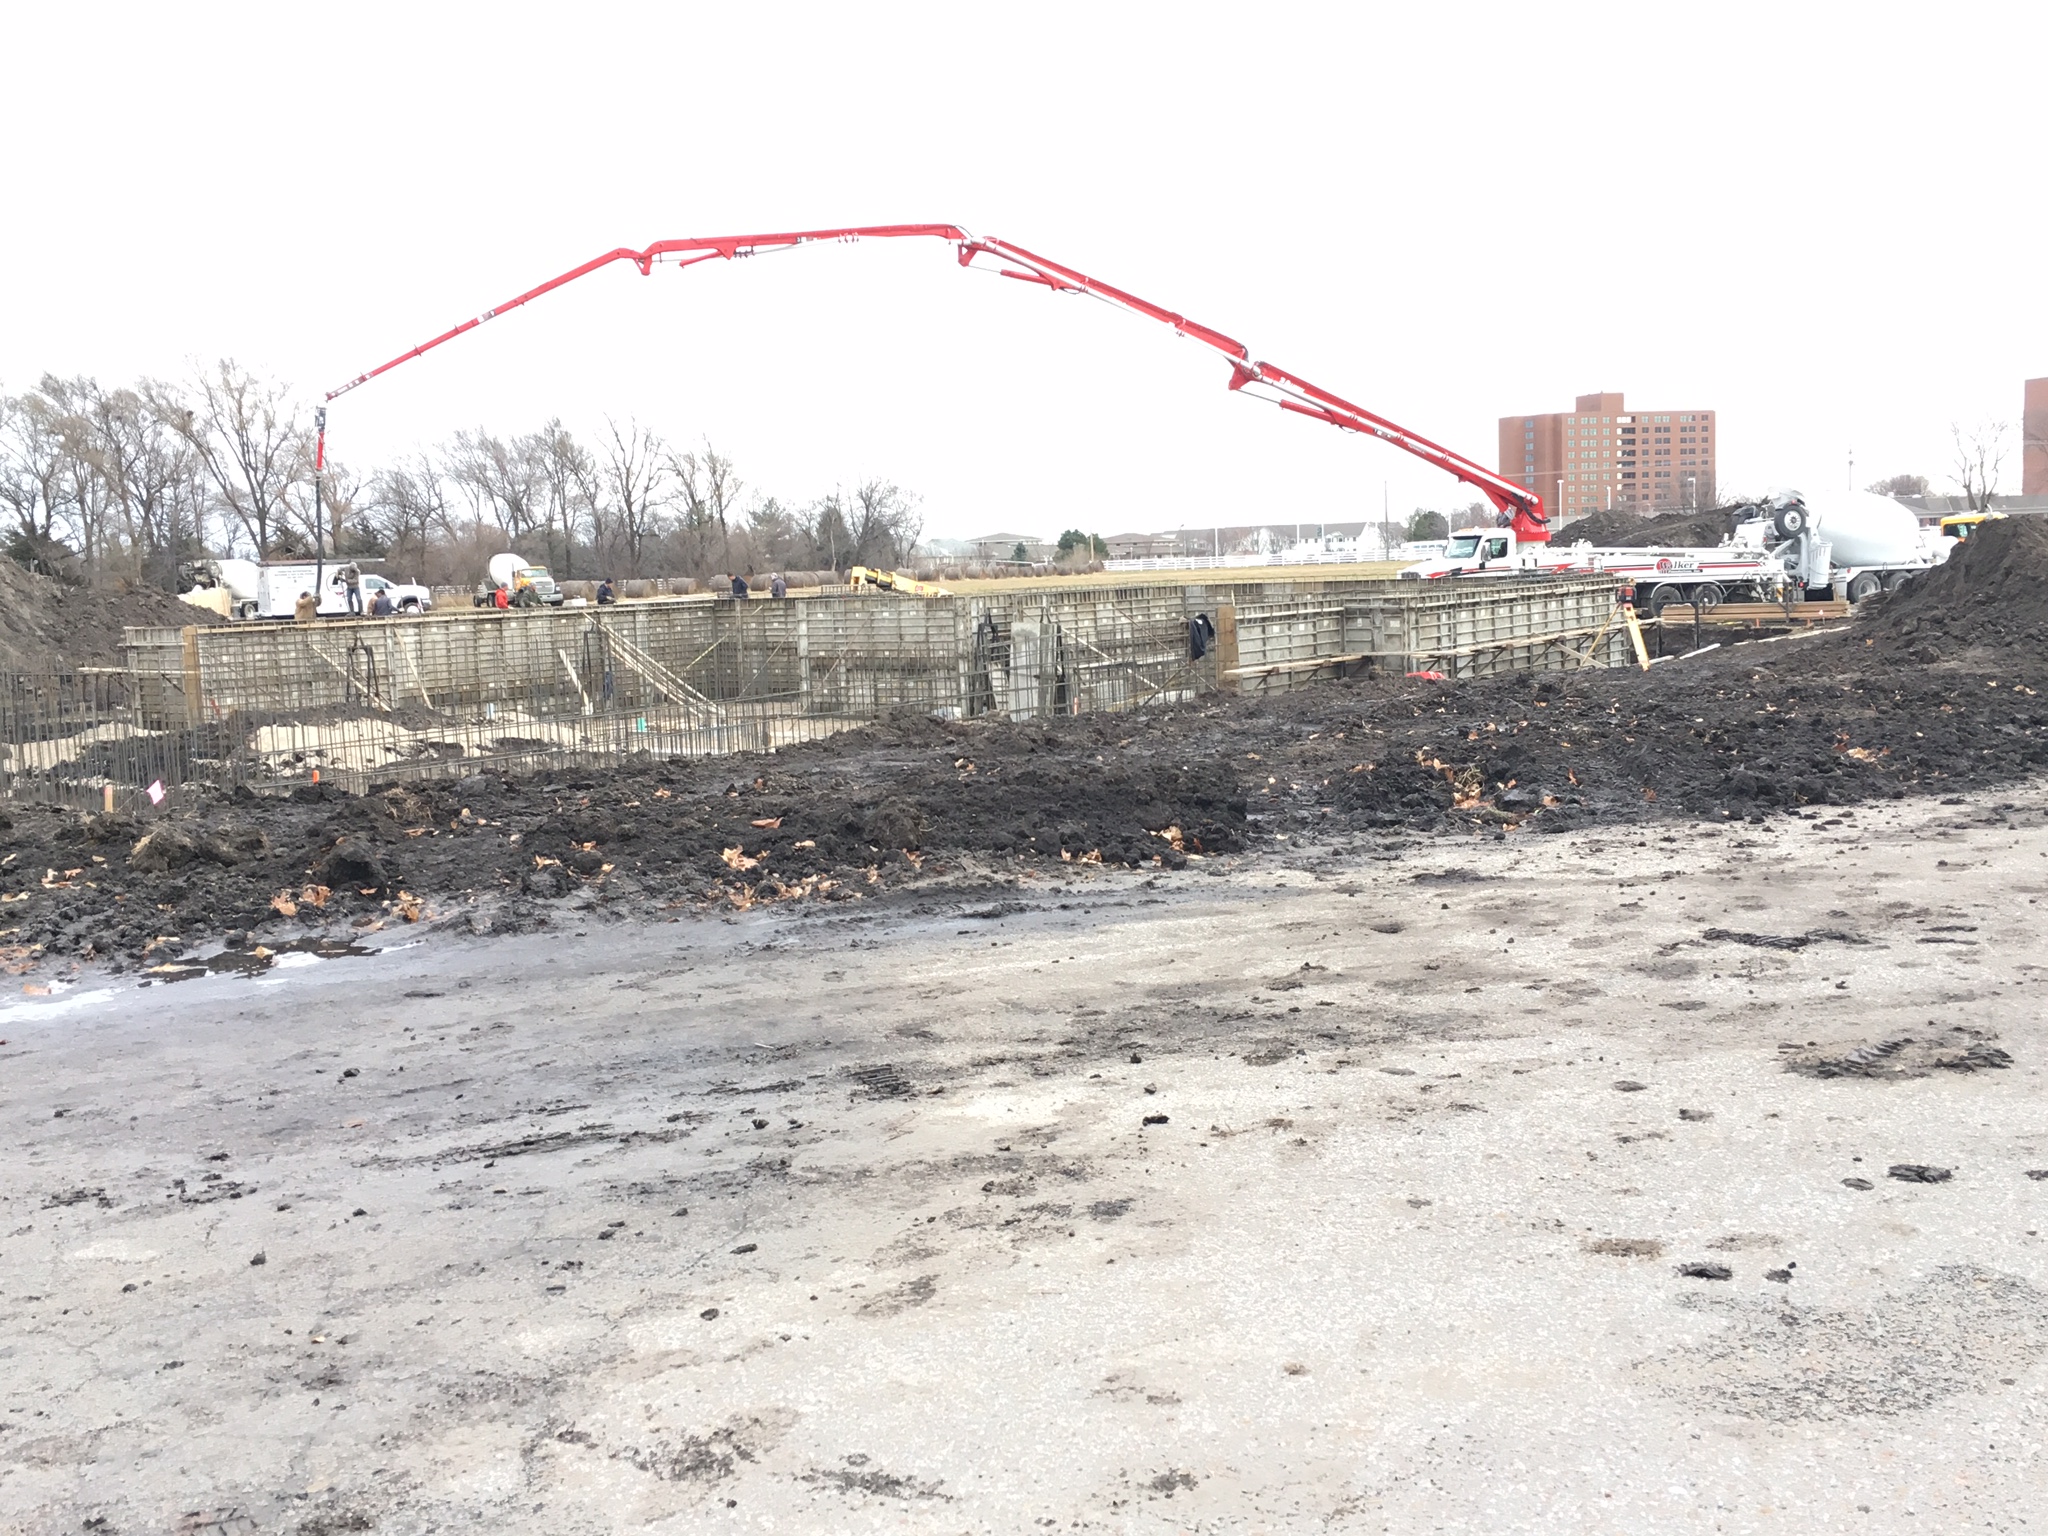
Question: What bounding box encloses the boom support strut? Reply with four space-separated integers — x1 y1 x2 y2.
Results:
326 224 1548 541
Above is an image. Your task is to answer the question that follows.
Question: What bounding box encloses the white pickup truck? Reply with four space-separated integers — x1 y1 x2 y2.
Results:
187 560 434 620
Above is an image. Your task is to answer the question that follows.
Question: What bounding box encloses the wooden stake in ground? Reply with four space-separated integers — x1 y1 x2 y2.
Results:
1623 604 1651 671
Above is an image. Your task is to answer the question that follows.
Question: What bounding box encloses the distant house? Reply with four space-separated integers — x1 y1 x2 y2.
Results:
1103 532 1183 559
965 532 1055 562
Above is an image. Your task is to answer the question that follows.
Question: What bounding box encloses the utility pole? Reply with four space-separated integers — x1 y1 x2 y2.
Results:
312 406 327 605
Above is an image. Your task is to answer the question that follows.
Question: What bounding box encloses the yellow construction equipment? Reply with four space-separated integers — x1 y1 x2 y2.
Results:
1940 511 2005 544
848 566 950 597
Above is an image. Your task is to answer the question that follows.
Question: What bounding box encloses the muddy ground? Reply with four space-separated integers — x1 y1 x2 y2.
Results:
3 778 2046 1533
8 569 2048 972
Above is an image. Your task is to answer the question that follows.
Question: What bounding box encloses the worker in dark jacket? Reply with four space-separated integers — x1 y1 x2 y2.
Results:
730 574 749 601
597 577 616 606
770 572 787 599
370 587 395 617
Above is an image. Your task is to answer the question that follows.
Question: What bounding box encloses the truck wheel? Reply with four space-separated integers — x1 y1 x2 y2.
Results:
237 601 258 620
1647 582 1683 617
1693 583 1724 613
1883 571 1911 593
1847 571 1883 603
401 599 421 614
1773 505 1807 539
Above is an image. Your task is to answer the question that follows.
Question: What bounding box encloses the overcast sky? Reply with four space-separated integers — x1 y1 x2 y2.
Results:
2 3 2040 541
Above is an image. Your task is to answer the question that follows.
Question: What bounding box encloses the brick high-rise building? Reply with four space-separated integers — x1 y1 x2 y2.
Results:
1499 392 1717 526
2025 377 2048 496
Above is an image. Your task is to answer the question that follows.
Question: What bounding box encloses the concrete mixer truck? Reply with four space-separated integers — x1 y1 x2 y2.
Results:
1728 489 1953 603
473 552 565 609
1400 488 1952 611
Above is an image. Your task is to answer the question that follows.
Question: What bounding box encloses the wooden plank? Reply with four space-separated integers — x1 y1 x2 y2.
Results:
1212 603 1239 691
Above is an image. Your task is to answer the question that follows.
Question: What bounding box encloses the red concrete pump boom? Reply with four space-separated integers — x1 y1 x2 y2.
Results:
324 225 1548 541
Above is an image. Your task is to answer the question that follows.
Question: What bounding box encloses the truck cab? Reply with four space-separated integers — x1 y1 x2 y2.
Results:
1939 511 2004 545
1400 528 1566 580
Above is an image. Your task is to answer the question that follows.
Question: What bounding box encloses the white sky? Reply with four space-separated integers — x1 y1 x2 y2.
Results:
2 2 2041 541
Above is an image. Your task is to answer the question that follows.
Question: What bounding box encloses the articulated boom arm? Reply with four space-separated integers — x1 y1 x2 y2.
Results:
328 225 1548 541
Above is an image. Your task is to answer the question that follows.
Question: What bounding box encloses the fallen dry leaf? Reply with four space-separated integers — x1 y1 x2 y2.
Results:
269 893 298 918
721 847 760 872
21 982 49 996
300 884 332 909
750 817 782 829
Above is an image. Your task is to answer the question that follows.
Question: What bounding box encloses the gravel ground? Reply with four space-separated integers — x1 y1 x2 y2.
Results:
4 781 2046 1533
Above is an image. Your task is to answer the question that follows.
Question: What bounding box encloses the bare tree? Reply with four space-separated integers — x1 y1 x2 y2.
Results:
364 453 452 573
86 381 205 587
843 480 922 569
1866 472 1930 498
446 428 544 546
0 384 76 570
670 442 743 574
165 360 312 557
533 420 593 577
592 418 671 576
800 490 853 573
1951 421 2009 511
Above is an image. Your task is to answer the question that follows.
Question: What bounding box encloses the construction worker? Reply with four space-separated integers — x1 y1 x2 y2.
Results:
770 572 787 599
597 576 616 606
293 590 317 623
731 573 749 601
370 587 395 617
493 584 510 610
341 562 363 614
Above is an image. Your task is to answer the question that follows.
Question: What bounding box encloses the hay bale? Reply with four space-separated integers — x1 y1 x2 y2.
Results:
622 579 653 600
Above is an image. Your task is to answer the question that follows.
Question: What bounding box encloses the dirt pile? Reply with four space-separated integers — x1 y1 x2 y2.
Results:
12 572 2048 963
1563 508 1734 548
0 713 1250 965
0 560 205 673
1856 515 2048 657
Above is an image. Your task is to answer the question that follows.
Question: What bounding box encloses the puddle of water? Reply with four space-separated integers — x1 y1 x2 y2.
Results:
0 985 120 1024
142 936 376 985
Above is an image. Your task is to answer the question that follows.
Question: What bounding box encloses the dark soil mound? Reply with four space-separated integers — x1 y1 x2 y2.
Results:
13 545 2048 964
1563 507 1734 548
0 560 205 673
0 710 1251 966
1855 515 2048 656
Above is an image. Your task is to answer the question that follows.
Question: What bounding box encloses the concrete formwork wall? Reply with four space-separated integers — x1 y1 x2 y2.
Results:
42 575 1631 797
1228 574 1627 693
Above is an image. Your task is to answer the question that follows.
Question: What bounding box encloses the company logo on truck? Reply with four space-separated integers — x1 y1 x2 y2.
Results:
1654 556 1700 573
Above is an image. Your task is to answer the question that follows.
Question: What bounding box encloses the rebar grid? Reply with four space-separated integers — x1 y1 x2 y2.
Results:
3 577 1626 806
